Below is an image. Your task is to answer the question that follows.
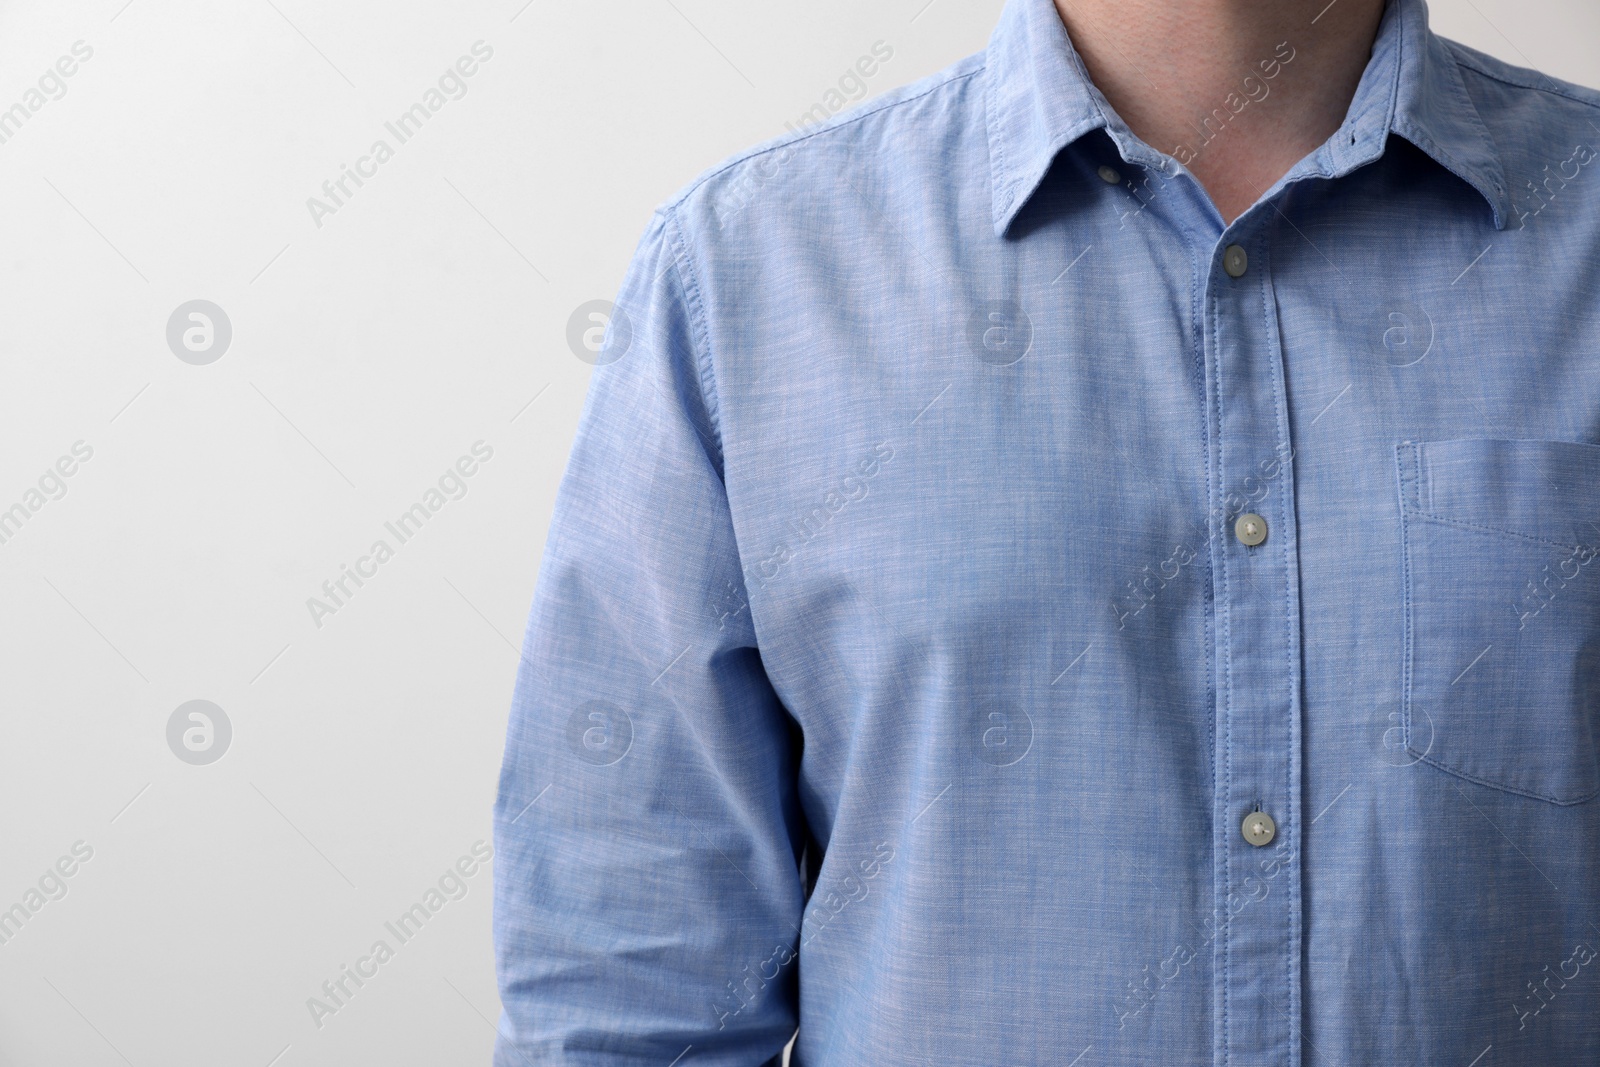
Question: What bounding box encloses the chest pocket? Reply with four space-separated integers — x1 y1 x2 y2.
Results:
1397 439 1600 805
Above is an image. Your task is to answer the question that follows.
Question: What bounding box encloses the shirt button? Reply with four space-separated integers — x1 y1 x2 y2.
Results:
1223 244 1249 277
1097 165 1122 184
1242 809 1276 847
1234 512 1267 546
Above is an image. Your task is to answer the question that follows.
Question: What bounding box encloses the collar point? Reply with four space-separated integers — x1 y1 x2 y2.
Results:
992 194 1019 240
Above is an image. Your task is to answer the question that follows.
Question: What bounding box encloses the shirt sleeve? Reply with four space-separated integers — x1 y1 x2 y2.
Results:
491 203 805 1066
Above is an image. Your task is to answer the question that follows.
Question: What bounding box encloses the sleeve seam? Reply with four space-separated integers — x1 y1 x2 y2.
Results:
661 201 725 469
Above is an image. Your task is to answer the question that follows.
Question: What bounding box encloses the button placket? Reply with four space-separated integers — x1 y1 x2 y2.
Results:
1204 227 1305 1067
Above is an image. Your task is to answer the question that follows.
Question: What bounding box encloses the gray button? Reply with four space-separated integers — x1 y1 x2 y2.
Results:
1235 512 1267 546
1223 244 1249 278
1097 165 1122 185
1242 809 1276 847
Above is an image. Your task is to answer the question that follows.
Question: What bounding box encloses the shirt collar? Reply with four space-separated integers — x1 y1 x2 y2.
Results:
984 0 1511 237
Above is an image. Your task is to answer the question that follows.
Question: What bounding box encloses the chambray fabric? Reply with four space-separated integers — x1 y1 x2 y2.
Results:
492 0 1600 1062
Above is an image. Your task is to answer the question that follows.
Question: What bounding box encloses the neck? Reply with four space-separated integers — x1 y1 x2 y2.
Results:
1053 0 1388 223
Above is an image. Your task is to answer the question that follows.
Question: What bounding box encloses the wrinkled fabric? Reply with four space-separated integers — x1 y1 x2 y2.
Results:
492 0 1600 1062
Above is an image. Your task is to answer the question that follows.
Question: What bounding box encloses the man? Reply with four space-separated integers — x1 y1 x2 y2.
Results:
493 0 1600 1062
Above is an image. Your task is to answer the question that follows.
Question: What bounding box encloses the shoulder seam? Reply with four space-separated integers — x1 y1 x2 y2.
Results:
1446 41 1600 112
659 62 988 212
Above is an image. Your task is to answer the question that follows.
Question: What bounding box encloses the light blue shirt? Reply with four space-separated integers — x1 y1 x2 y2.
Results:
492 0 1600 1062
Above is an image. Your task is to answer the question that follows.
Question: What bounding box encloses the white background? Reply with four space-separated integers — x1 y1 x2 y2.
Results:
0 1 1594 1064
